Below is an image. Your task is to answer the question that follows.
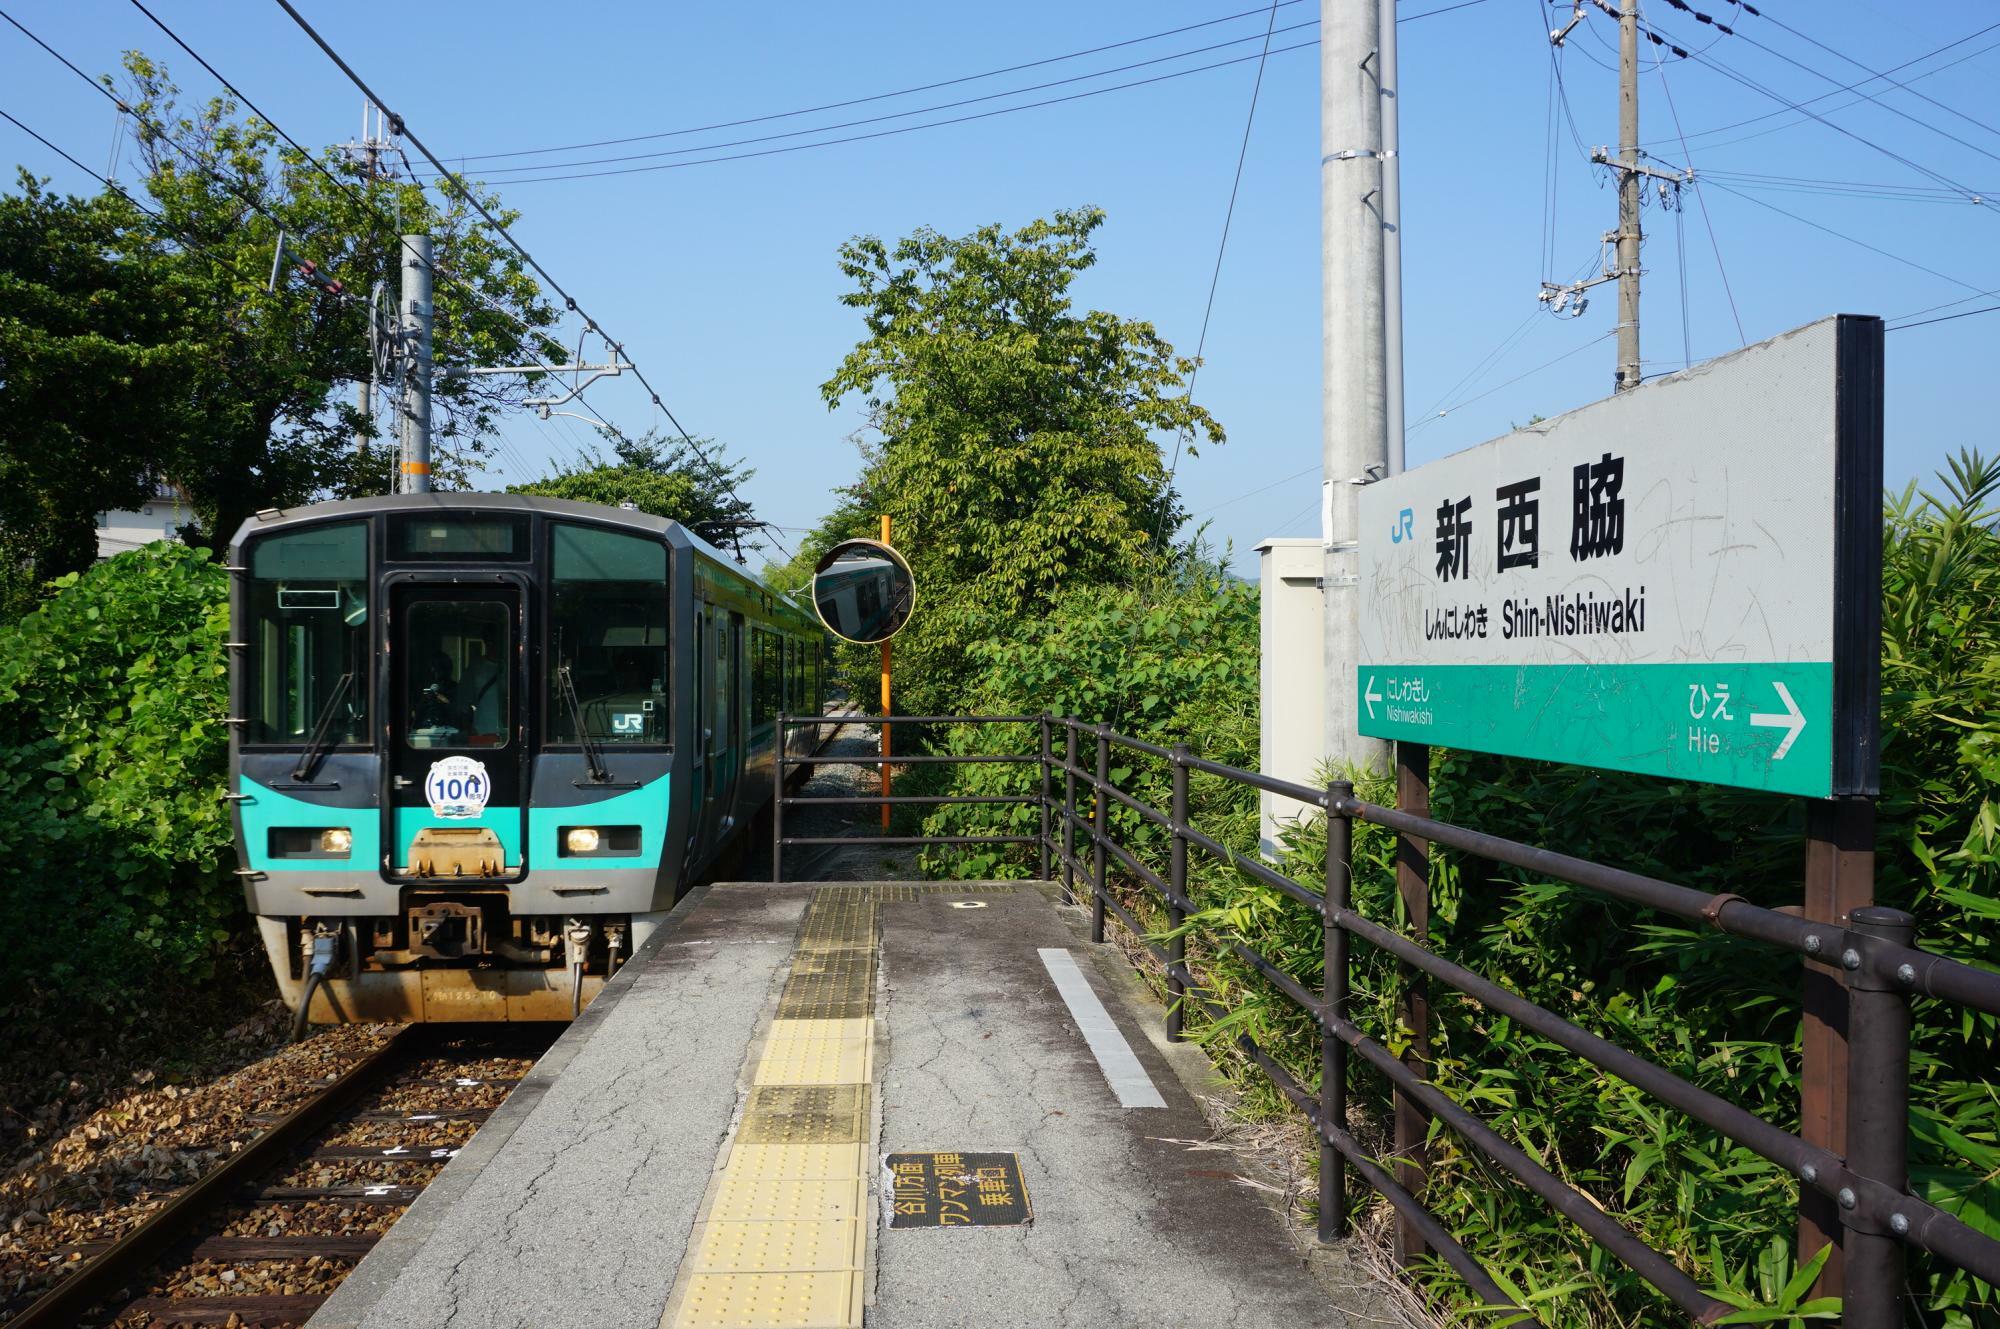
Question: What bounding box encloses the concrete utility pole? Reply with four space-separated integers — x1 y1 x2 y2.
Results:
398 234 434 494
1321 0 1391 775
1378 0 1406 470
340 102 396 460
1614 0 1642 392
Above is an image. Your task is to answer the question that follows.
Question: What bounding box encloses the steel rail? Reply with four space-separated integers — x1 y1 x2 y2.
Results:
7 1025 420 1329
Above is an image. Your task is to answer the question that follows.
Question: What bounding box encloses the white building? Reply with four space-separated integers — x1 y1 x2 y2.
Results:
96 487 193 560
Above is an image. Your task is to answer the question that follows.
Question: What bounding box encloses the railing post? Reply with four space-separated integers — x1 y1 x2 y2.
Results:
1061 720 1077 905
1799 795 1875 1294
1841 905 1916 1329
1394 740 1432 1264
1038 713 1053 881
1167 744 1190 1043
1320 779 1354 1244
1092 724 1109 944
772 716 786 884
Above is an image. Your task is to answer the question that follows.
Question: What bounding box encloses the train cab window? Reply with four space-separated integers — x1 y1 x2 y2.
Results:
549 524 669 745
244 522 369 746
405 601 511 749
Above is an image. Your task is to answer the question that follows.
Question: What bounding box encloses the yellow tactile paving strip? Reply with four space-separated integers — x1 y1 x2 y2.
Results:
663 885 1015 1329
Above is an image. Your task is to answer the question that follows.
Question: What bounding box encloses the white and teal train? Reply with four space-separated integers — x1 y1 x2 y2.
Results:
227 494 822 1028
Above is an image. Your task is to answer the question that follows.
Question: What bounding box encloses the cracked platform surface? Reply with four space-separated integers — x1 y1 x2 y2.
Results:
318 882 1371 1329
873 886 1359 1327
325 886 808 1329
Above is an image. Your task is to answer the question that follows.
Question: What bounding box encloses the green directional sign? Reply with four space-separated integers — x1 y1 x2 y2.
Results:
1356 315 1882 799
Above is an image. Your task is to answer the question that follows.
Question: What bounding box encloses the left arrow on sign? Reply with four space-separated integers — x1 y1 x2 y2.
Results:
1749 681 1806 760
1365 676 1382 720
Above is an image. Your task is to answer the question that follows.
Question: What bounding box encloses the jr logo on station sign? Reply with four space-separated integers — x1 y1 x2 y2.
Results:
1356 314 1883 800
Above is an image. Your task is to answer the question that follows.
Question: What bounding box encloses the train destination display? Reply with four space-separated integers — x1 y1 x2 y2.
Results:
1356 314 1882 799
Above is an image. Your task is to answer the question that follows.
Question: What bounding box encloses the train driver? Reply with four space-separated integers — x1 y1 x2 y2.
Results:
458 628 505 744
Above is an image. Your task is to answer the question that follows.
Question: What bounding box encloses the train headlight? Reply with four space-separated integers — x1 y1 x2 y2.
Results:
319 827 353 854
566 827 601 854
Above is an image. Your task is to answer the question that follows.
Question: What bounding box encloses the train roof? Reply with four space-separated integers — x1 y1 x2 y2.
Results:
227 492 805 608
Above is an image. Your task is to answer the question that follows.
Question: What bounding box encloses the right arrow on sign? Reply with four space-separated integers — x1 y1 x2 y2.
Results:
1750 681 1806 760
1365 676 1382 720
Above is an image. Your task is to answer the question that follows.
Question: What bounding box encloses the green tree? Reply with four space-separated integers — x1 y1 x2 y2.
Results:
0 53 568 607
0 176 203 616
507 431 758 546
818 206 1222 714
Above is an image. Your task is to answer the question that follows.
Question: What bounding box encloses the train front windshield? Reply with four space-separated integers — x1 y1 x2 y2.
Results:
243 521 370 745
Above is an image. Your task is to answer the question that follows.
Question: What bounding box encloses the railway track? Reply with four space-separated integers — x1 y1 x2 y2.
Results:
4 1026 550 1328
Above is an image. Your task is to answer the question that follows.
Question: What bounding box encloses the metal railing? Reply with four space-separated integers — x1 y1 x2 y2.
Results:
772 712 2000 1324
772 715 1049 883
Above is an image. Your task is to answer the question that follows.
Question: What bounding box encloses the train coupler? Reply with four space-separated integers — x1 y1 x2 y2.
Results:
564 918 594 1019
291 924 344 1042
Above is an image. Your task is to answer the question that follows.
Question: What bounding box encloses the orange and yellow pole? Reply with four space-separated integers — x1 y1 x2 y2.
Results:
880 515 892 830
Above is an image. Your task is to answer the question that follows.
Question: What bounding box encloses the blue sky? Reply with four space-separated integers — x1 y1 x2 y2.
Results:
6 0 1996 570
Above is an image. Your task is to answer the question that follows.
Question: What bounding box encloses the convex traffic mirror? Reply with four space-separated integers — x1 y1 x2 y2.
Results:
811 539 917 644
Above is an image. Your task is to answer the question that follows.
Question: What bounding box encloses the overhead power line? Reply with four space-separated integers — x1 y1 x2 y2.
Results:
1634 24 2000 152
270 0 752 534
1888 304 2000 332
439 0 1487 172
1748 8 2000 145
457 39 1320 186
446 0 1314 166
1705 179 2000 299
1663 30 2000 212
1151 0 1283 554
431 17 1321 182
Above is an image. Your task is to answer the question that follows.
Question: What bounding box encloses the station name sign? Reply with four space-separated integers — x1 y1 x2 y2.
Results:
1356 315 1882 799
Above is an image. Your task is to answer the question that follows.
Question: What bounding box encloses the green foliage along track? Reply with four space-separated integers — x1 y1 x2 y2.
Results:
0 544 233 1012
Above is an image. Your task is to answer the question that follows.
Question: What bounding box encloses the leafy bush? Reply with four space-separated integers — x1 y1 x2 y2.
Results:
918 454 2000 1325
0 543 235 1012
914 551 1258 879
1191 453 2000 1325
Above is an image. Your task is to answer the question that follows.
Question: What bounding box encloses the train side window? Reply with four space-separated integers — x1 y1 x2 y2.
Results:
549 524 669 745
244 521 369 746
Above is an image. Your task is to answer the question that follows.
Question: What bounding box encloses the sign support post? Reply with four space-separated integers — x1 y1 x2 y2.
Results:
1393 740 1431 1267
880 515 893 831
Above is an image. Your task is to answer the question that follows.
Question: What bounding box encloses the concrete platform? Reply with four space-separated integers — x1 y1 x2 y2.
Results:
311 883 1377 1329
